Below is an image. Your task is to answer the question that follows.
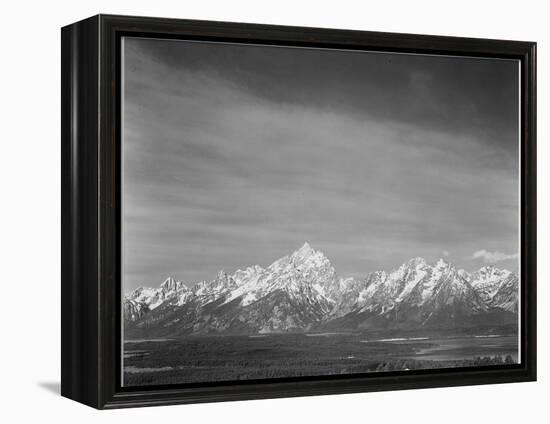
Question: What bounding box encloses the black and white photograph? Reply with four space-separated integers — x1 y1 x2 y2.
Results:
1 0 543 419
121 36 521 387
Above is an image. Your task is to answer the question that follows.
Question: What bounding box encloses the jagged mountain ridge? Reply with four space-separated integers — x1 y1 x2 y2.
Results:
124 243 518 337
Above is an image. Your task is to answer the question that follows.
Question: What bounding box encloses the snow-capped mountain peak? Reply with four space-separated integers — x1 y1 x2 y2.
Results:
468 265 517 312
160 276 184 292
233 265 264 286
290 242 332 271
471 266 511 285
291 242 316 261
124 246 519 336
126 276 190 313
435 258 452 269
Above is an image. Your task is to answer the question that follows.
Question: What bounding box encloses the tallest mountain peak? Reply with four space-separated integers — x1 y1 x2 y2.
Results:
298 241 313 252
291 242 317 260
289 242 334 272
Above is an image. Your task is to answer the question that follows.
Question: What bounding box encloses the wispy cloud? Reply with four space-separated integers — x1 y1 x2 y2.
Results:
472 249 518 263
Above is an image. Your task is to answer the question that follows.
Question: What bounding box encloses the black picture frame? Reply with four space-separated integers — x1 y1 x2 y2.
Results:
61 14 537 409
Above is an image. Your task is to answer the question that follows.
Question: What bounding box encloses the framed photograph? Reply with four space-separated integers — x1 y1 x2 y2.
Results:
61 14 536 409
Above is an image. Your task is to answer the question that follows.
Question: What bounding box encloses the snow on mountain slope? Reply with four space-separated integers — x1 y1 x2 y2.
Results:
192 270 238 306
123 244 519 334
469 266 519 312
329 257 490 329
470 266 511 298
124 277 190 321
123 299 150 321
125 243 341 334
217 242 338 309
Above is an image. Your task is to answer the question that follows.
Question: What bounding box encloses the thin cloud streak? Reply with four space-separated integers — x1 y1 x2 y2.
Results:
472 250 519 263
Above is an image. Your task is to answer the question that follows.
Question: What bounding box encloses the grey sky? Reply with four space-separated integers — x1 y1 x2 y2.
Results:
122 37 519 291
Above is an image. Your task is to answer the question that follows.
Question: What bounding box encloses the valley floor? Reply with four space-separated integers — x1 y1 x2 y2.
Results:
123 328 518 387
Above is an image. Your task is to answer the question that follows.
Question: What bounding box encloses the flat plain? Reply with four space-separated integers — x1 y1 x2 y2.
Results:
123 326 518 386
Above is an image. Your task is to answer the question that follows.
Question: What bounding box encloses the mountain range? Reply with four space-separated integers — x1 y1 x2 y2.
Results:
124 243 518 338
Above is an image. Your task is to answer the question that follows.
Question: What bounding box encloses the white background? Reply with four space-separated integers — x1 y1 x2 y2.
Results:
1 0 546 421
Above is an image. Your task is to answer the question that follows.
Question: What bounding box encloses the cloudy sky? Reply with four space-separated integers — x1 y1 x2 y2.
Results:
122 37 519 291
